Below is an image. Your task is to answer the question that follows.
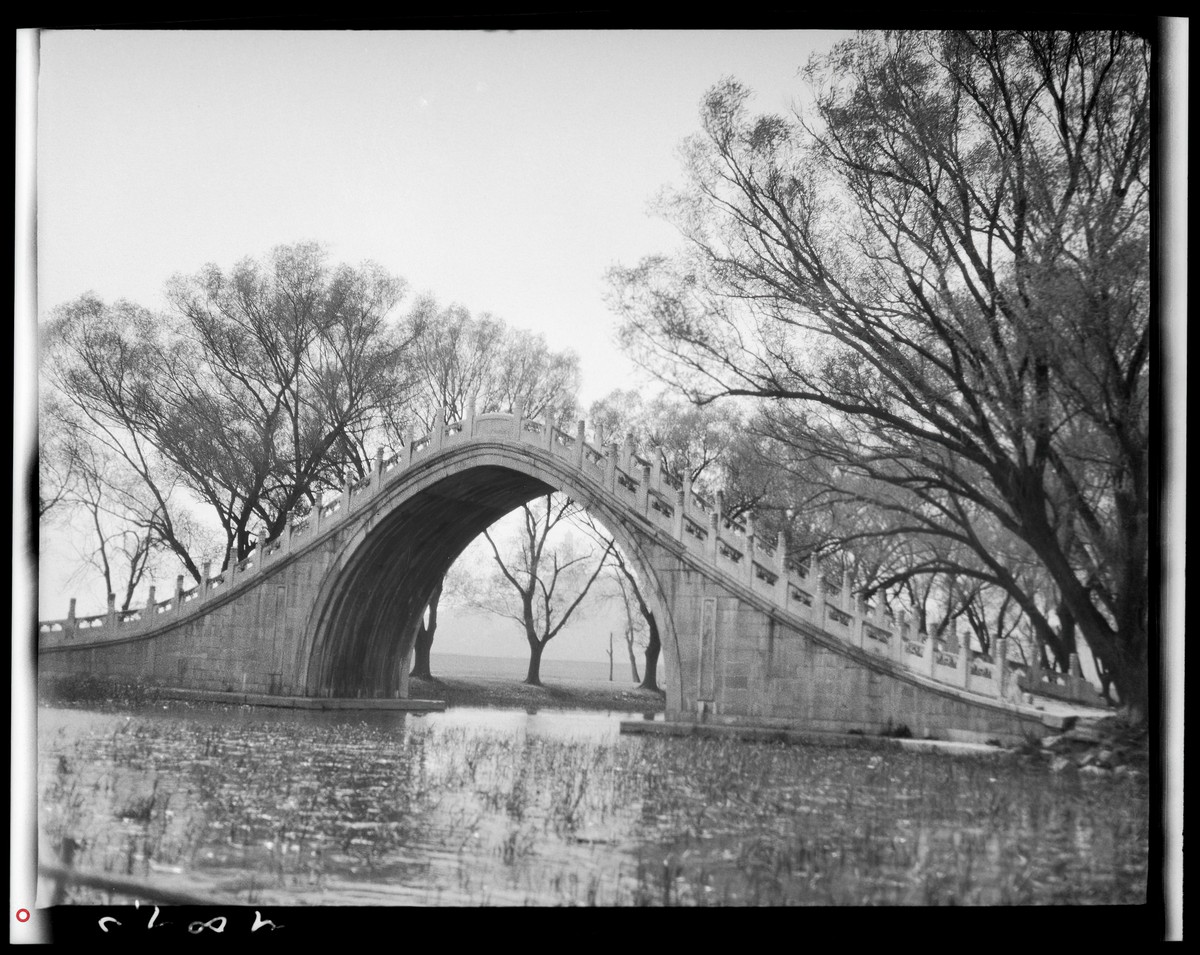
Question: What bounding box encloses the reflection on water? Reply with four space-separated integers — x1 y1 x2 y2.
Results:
37 702 1147 906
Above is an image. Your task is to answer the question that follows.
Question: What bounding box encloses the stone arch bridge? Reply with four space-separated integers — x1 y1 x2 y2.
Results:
39 405 1061 743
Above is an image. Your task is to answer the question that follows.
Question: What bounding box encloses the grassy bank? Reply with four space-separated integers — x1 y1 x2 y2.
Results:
408 674 665 712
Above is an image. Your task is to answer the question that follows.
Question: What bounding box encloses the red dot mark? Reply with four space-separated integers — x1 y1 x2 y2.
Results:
16 909 30 922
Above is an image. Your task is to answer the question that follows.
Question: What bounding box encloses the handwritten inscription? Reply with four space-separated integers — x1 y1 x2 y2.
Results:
98 909 282 935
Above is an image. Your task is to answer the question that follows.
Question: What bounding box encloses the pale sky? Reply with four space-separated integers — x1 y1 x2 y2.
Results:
29 27 853 641
35 29 850 407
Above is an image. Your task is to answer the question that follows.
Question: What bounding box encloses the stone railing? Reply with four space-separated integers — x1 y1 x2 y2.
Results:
38 400 1067 707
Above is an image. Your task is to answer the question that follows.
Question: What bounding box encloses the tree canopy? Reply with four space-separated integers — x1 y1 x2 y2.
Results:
43 243 416 578
609 30 1151 718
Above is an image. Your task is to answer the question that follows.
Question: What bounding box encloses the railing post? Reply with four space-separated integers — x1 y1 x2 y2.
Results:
1029 652 1043 698
638 462 650 513
813 567 825 630
175 575 185 612
544 410 555 451
774 533 788 606
744 515 755 585
995 636 1008 698
433 410 445 453
842 571 853 613
405 430 416 466
513 400 525 441
313 493 324 533
1068 651 1084 697
895 610 908 667
67 597 76 632
283 509 295 555
466 393 477 438
891 609 905 664
342 471 352 515
106 593 116 627
621 434 634 474
673 487 685 539
574 421 586 469
145 587 155 615
960 632 971 690
649 450 662 493
605 444 617 493
373 446 384 490
927 628 938 677
855 594 868 649
201 561 211 598
708 510 719 562
715 489 725 528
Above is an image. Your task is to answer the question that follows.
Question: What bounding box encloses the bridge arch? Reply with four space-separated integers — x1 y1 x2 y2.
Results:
298 441 684 708
39 408 1068 744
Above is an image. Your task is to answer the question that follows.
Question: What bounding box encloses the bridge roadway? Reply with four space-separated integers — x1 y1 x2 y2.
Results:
38 404 1064 743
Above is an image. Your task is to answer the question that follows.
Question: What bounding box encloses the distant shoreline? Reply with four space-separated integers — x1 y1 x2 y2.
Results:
407 675 665 713
425 651 663 688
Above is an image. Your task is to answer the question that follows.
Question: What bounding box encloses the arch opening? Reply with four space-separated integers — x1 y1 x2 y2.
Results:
304 458 680 704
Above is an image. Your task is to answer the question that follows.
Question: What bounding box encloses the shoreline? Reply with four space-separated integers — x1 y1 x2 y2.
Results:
37 671 668 715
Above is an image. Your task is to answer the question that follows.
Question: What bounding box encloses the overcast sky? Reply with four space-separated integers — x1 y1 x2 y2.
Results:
35 29 851 407
29 27 852 639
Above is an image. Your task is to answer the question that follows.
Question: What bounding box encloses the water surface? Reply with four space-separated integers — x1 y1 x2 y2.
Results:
37 702 1148 906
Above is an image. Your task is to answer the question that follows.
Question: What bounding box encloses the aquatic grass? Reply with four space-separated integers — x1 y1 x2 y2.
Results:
38 705 1150 906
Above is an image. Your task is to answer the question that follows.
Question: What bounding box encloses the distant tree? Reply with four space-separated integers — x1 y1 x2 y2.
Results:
37 394 81 522
575 510 664 693
479 494 613 686
65 443 165 613
610 31 1150 720
399 299 581 681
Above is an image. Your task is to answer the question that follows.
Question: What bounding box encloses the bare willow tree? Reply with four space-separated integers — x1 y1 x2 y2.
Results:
480 494 613 686
610 31 1150 719
396 299 581 680
43 243 416 577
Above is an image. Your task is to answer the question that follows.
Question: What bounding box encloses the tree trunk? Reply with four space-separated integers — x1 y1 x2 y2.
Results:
625 628 641 685
638 613 661 692
409 579 443 680
409 624 435 680
1108 638 1147 724
524 639 546 686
